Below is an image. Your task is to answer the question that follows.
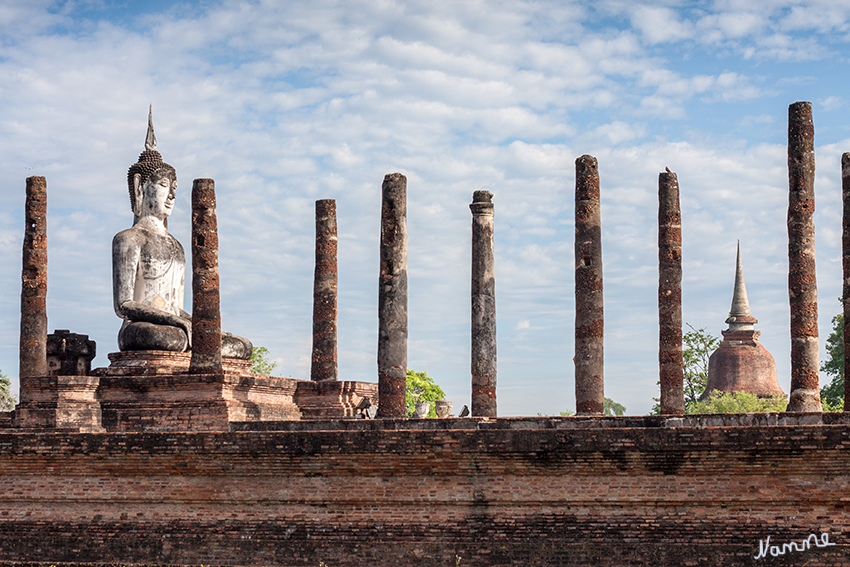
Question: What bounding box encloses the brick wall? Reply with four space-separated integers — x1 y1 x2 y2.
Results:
0 417 848 566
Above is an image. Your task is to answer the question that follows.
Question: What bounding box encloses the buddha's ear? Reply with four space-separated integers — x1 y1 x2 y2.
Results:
132 173 144 217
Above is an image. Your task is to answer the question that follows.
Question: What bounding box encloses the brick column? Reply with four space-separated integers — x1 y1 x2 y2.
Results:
311 199 338 382
189 178 222 374
842 152 850 412
786 101 821 412
658 169 684 416
20 176 48 379
470 190 497 417
377 173 408 417
574 155 604 415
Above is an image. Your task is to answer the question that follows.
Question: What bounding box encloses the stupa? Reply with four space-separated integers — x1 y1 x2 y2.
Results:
703 242 785 398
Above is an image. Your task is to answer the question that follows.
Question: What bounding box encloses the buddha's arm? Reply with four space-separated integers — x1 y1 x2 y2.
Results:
118 300 192 343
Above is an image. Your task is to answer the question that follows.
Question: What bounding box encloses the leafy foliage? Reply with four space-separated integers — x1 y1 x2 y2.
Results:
820 311 844 411
0 370 15 412
250 346 279 377
537 409 575 417
682 324 721 411
603 397 626 416
689 390 788 414
405 369 446 418
650 324 720 414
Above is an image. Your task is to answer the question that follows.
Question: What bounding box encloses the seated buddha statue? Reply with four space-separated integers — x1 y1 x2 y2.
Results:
112 110 252 359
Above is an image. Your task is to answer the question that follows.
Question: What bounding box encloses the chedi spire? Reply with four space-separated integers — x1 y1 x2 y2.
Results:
702 242 784 400
726 241 757 332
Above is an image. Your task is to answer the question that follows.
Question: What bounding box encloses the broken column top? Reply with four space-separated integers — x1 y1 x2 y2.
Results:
472 190 493 203
725 241 757 332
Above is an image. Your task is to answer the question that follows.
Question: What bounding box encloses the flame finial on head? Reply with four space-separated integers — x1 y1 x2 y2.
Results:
145 104 157 152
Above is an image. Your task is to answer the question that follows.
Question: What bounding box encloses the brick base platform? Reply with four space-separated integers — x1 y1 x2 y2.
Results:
0 416 847 566
8 351 379 433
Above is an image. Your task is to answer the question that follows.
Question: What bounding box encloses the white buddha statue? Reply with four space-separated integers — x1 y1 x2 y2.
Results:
112 110 252 359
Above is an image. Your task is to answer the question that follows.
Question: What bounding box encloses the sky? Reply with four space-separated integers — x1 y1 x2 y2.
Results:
1 0 849 416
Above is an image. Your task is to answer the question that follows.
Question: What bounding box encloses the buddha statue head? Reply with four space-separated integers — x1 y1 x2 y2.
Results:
127 107 177 224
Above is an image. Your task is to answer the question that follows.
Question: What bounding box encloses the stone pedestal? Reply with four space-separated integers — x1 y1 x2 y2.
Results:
102 350 250 376
12 375 103 432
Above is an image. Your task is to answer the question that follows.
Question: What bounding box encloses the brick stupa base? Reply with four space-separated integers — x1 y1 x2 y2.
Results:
11 350 378 433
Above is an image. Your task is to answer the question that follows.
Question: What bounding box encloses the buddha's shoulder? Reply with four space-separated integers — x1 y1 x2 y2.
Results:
112 226 183 249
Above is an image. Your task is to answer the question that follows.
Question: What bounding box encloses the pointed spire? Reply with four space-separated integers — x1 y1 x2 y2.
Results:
725 240 757 331
144 104 157 152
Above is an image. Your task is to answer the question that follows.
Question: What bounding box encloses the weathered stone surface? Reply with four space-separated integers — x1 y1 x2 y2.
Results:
190 179 223 374
470 190 497 417
786 101 821 412
658 170 684 415
574 155 604 415
844 152 850 412
377 173 408 418
20 176 48 380
46 330 96 376
311 199 338 382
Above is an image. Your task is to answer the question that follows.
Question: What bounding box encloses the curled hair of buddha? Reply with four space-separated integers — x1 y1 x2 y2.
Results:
127 106 176 212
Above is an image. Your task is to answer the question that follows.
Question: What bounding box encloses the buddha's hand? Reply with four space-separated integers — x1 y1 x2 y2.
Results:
119 300 193 349
177 315 192 350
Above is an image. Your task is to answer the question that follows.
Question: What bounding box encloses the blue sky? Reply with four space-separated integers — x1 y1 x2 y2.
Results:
1 0 849 415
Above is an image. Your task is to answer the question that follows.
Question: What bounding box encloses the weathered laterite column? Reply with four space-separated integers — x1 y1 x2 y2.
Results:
470 190 497 417
20 176 48 379
658 169 684 415
787 101 821 412
842 152 850 412
574 156 604 415
189 178 223 374
377 173 408 417
311 199 338 382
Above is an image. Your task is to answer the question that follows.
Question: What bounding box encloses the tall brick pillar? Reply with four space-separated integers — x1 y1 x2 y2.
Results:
574 155 604 415
311 199 338 382
786 101 821 412
189 178 223 374
20 176 48 379
658 169 684 415
470 190 497 417
377 173 408 418
842 152 850 412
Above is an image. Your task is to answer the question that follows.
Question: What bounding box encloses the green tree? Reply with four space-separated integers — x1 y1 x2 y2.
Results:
250 346 279 376
405 369 445 418
0 370 15 412
650 324 720 414
603 397 626 416
820 311 844 411
689 390 788 414
682 324 721 411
